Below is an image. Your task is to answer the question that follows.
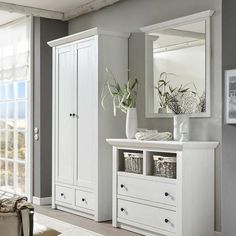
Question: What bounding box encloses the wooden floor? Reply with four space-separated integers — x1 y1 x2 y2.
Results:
34 205 140 236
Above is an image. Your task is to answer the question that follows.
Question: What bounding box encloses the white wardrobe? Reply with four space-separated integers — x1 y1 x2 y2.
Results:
48 28 128 221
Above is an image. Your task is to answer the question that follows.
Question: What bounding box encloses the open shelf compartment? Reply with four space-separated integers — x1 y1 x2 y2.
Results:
117 149 144 174
144 151 177 179
116 148 178 180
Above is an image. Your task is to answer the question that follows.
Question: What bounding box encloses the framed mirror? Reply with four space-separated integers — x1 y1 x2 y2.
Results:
141 10 214 118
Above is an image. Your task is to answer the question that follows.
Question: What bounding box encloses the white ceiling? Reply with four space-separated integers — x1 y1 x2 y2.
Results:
0 0 90 12
0 0 121 20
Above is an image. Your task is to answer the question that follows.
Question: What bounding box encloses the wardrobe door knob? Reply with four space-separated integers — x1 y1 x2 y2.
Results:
165 192 169 197
72 113 76 117
69 113 72 117
165 219 169 223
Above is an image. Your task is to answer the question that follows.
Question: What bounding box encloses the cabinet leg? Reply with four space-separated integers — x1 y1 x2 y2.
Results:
112 219 118 228
52 203 56 209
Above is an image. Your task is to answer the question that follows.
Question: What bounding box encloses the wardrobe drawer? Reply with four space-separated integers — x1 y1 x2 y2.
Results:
55 185 74 205
76 190 95 211
118 176 176 206
118 199 176 233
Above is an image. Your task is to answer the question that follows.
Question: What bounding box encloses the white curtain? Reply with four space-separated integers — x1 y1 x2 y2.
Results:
0 17 30 82
0 17 31 195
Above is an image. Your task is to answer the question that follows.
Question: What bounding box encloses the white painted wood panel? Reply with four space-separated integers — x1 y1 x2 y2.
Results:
55 185 74 205
118 175 177 206
76 189 95 211
56 45 76 185
107 139 219 236
50 28 129 222
76 38 97 190
180 148 215 236
118 199 177 233
106 139 218 150
96 34 128 221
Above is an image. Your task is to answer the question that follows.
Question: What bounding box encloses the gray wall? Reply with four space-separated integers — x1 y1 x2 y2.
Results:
69 0 222 231
222 0 236 235
33 17 68 198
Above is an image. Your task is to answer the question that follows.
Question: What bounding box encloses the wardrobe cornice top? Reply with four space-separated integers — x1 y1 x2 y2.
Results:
48 27 130 47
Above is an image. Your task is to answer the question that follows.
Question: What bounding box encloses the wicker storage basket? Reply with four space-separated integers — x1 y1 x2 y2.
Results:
153 155 176 179
124 152 143 174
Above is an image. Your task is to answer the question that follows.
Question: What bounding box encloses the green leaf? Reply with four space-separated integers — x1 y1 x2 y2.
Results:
101 68 138 116
158 79 166 84
157 88 162 96
130 78 138 90
180 88 189 93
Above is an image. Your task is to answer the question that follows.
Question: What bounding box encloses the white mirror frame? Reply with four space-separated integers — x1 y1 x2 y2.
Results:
140 10 214 118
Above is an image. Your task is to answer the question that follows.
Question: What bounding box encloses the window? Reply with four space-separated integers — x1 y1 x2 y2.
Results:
0 17 31 196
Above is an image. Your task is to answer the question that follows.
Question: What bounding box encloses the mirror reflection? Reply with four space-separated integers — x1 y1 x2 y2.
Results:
149 21 206 115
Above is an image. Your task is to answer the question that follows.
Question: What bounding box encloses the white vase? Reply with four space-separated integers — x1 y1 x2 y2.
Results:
173 114 189 141
126 108 138 139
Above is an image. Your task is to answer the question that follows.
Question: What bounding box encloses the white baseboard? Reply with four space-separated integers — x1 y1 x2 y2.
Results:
33 196 52 206
215 231 222 236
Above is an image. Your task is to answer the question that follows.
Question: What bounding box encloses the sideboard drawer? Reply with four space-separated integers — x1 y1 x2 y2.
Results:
76 190 95 211
118 175 176 206
55 185 74 205
118 199 176 233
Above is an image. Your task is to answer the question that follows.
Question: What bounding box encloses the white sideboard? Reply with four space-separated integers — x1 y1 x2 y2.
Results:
107 139 219 236
48 28 128 221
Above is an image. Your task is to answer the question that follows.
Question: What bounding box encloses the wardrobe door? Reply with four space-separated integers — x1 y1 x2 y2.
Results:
55 45 76 185
76 38 97 190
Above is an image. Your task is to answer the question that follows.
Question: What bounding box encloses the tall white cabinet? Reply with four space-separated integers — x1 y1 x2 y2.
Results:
48 28 128 221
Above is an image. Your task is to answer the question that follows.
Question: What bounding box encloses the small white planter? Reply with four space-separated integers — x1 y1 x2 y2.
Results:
126 108 138 139
173 114 189 141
